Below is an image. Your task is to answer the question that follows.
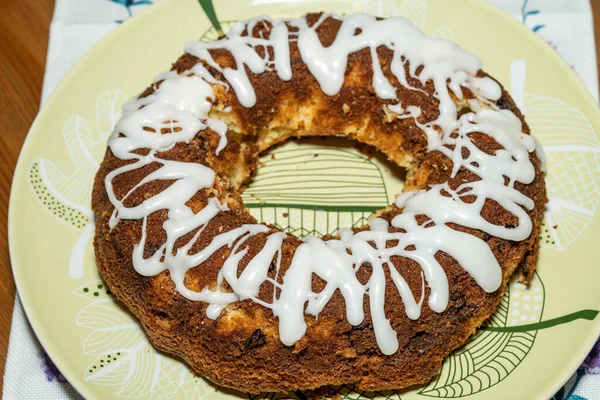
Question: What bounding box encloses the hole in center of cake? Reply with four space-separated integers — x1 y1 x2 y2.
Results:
241 136 406 238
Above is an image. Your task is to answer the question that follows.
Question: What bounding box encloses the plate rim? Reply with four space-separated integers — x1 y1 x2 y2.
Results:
8 0 600 398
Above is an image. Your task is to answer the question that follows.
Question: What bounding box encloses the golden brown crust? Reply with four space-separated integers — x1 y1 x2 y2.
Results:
92 14 547 394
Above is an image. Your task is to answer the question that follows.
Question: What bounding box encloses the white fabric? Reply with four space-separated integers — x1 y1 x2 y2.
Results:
3 299 82 399
3 0 598 398
487 0 598 103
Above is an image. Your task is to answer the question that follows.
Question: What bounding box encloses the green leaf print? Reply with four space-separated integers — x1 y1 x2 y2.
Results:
75 281 214 399
200 20 238 41
29 90 126 278
29 161 90 230
242 144 389 238
418 273 545 397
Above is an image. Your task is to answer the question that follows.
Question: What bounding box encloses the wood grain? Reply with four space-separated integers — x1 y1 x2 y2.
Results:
0 0 55 393
0 0 598 396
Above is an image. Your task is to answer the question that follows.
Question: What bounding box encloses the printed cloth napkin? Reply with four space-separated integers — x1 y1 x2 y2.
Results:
3 0 598 399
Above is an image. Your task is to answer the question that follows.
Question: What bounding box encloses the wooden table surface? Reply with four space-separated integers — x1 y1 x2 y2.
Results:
0 0 599 395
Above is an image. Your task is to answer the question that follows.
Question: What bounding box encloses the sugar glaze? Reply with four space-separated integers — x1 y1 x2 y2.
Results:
104 13 541 354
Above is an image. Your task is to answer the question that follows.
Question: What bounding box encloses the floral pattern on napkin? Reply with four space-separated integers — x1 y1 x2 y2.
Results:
109 0 154 23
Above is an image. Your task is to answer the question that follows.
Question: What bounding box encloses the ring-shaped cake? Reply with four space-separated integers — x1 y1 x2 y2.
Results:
93 13 547 394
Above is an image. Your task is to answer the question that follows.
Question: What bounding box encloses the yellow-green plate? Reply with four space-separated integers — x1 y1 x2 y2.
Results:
9 0 600 399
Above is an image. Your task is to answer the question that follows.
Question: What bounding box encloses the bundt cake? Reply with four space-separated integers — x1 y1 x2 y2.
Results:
92 12 547 394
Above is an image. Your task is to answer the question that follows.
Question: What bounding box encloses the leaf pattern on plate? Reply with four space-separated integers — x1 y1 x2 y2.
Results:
74 281 215 400
28 90 126 278
242 144 389 238
30 90 125 220
523 94 600 251
28 161 90 230
417 273 545 398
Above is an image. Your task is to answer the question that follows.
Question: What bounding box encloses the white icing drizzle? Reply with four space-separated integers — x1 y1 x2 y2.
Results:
104 13 543 355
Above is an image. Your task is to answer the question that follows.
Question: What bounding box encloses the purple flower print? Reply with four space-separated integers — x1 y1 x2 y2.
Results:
41 352 68 383
583 338 600 374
